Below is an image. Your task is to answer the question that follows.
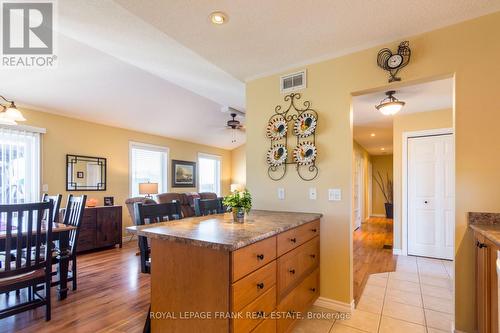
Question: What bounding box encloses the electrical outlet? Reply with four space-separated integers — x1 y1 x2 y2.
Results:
309 187 317 200
42 184 49 192
277 188 285 200
328 188 341 201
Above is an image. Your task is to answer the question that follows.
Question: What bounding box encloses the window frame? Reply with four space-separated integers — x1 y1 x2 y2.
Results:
197 152 222 196
129 141 169 197
0 124 44 204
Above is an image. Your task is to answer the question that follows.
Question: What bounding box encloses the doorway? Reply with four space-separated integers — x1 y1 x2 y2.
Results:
405 129 454 260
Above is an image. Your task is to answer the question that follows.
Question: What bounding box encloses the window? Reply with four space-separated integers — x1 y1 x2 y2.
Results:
0 127 41 204
130 142 168 197
198 153 221 196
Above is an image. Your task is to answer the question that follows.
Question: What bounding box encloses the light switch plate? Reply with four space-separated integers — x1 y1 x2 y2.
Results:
328 188 341 201
309 187 317 200
278 188 285 200
42 184 49 192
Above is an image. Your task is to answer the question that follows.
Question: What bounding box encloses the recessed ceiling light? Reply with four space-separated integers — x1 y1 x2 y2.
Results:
381 148 385 151
210 11 228 25
370 133 376 137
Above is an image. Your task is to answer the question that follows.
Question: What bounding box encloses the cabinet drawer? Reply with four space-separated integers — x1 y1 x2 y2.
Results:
298 268 320 307
232 261 276 312
277 237 320 299
277 220 320 256
252 318 276 333
233 285 276 333
277 269 320 333
232 236 276 282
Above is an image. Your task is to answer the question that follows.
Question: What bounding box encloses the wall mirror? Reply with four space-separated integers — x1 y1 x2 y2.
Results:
66 154 107 191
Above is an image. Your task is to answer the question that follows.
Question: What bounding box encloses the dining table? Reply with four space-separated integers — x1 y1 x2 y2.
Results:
0 221 76 300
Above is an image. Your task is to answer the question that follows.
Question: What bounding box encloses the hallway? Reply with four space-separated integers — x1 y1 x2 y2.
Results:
353 217 396 303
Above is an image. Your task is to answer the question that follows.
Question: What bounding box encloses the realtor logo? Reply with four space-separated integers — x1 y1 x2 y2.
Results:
1 1 57 67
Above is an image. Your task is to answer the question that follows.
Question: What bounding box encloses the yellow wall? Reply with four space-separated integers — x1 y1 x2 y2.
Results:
353 141 370 222
231 144 246 187
371 155 393 216
19 107 232 230
392 108 453 249
247 12 500 331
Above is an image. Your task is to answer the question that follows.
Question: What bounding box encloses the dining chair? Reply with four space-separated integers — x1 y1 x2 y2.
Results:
194 198 222 216
134 201 182 274
0 201 54 321
42 193 62 223
51 194 86 291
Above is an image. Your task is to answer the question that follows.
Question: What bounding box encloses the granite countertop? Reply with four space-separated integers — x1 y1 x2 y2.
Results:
126 210 322 251
469 212 500 247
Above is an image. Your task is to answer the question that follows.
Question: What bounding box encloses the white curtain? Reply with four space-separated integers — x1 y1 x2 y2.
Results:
0 127 40 204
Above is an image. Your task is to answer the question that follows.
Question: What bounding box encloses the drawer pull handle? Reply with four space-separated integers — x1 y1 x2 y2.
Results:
310 254 316 259
256 254 265 260
309 287 316 292
257 282 265 290
478 242 487 249
289 268 296 274
290 238 297 243
311 228 317 232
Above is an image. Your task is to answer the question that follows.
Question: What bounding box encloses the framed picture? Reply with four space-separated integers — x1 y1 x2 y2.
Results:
172 160 196 188
103 196 114 206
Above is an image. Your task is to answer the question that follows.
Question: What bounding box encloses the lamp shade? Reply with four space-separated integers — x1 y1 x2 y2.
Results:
139 182 158 195
4 103 26 121
230 183 244 192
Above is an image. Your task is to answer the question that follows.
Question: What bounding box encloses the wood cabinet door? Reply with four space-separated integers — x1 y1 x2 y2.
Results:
476 232 490 333
76 208 96 252
96 207 121 248
486 237 499 333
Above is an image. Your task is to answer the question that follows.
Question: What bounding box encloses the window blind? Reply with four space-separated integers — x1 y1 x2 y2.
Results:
0 127 41 204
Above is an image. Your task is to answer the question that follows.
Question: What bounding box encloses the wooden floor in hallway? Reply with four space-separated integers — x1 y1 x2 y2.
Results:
353 217 397 304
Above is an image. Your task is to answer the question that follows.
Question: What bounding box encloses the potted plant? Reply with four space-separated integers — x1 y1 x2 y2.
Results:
223 189 252 223
373 171 393 219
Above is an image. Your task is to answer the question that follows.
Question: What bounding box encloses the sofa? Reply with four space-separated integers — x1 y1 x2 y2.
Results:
125 192 219 223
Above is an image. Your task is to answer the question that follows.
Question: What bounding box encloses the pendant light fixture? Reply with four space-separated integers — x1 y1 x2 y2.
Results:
375 90 405 116
0 95 26 125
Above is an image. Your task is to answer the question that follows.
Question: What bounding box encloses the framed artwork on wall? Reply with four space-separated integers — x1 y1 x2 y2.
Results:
172 160 196 188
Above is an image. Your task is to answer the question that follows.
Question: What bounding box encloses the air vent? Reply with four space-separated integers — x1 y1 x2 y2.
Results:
280 70 306 93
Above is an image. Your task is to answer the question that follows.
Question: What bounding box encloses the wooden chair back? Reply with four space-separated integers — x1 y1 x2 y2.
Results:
62 195 87 255
42 194 62 223
0 201 54 279
194 198 221 216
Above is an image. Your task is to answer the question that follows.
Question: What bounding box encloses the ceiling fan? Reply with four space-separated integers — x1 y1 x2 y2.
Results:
226 112 245 132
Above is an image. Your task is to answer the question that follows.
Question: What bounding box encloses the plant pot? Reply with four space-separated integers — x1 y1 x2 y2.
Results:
384 203 393 219
232 207 245 223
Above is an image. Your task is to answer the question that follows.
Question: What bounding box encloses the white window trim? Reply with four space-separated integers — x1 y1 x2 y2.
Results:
197 152 222 195
129 141 169 197
0 124 46 133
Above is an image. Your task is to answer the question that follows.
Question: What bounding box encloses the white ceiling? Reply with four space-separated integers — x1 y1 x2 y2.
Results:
114 0 500 81
1 1 498 149
353 78 454 155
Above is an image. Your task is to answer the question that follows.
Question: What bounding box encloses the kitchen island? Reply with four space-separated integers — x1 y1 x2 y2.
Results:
127 210 322 333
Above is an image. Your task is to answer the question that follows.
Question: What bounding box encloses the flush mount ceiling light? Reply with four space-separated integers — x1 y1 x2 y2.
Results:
210 11 228 25
375 90 405 116
0 95 25 125
370 133 376 137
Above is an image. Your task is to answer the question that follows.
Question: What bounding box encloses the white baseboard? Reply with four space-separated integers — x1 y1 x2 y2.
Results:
314 297 354 313
392 248 403 255
370 214 386 217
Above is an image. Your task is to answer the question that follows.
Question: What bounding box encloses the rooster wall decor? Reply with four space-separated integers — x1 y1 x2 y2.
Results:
377 41 411 83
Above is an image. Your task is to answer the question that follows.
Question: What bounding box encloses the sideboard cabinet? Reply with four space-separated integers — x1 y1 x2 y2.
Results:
77 206 122 253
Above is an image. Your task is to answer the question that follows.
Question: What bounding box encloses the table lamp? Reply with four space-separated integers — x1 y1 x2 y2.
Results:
139 182 158 198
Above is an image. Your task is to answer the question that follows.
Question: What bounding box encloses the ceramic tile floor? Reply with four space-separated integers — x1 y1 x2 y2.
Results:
293 256 454 333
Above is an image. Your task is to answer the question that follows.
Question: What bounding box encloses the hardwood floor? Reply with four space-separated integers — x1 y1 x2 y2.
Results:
353 217 397 304
0 240 149 333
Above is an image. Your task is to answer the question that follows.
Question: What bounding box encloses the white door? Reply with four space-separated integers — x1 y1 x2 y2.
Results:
353 153 363 230
408 134 454 259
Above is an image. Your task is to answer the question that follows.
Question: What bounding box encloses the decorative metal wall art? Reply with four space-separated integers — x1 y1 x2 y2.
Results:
377 41 411 83
266 93 318 181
